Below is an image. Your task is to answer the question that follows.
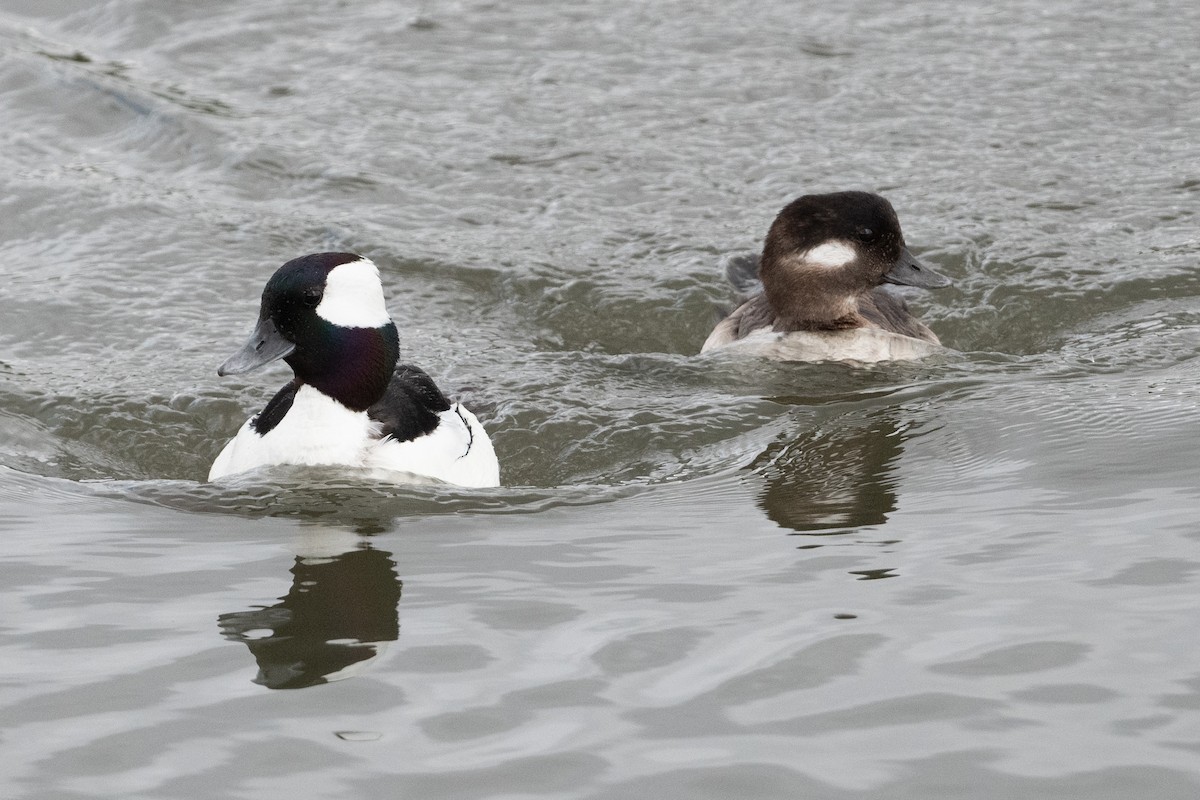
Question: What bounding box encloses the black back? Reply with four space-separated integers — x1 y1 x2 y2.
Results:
367 364 453 444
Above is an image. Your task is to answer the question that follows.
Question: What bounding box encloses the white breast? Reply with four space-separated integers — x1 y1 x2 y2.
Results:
209 385 376 481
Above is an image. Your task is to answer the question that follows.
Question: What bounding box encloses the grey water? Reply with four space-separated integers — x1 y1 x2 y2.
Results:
2 0 1199 797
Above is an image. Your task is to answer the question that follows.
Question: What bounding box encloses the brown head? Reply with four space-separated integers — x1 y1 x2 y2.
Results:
759 191 949 329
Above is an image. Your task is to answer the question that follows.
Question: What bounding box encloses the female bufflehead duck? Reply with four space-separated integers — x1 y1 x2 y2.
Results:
209 252 499 487
702 191 951 362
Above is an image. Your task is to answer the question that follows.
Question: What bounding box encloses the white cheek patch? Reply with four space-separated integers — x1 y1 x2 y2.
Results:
316 258 392 328
803 241 857 269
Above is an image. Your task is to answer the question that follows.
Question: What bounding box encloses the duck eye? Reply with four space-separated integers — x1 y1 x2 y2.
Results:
302 288 322 308
855 227 874 241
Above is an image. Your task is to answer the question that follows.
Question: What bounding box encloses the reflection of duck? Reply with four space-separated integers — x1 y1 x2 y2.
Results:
747 411 905 533
218 537 401 689
703 192 951 362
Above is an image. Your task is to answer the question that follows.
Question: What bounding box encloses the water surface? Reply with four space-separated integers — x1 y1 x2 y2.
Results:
2 0 1199 797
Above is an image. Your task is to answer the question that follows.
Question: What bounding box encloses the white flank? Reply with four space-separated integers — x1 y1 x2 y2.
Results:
802 241 857 269
209 385 376 481
315 258 392 328
367 404 500 488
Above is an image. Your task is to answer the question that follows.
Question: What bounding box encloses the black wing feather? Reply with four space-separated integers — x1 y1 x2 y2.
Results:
367 364 452 444
251 380 299 435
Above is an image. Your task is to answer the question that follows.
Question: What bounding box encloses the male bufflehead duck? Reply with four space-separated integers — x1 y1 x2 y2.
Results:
208 252 499 487
702 191 951 362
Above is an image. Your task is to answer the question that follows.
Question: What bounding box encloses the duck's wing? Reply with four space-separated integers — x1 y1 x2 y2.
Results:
702 293 777 352
858 288 940 344
367 364 453 443
723 252 763 297
701 251 769 352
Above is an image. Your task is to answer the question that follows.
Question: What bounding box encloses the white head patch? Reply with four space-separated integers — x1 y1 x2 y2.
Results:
316 258 392 328
802 241 857 269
